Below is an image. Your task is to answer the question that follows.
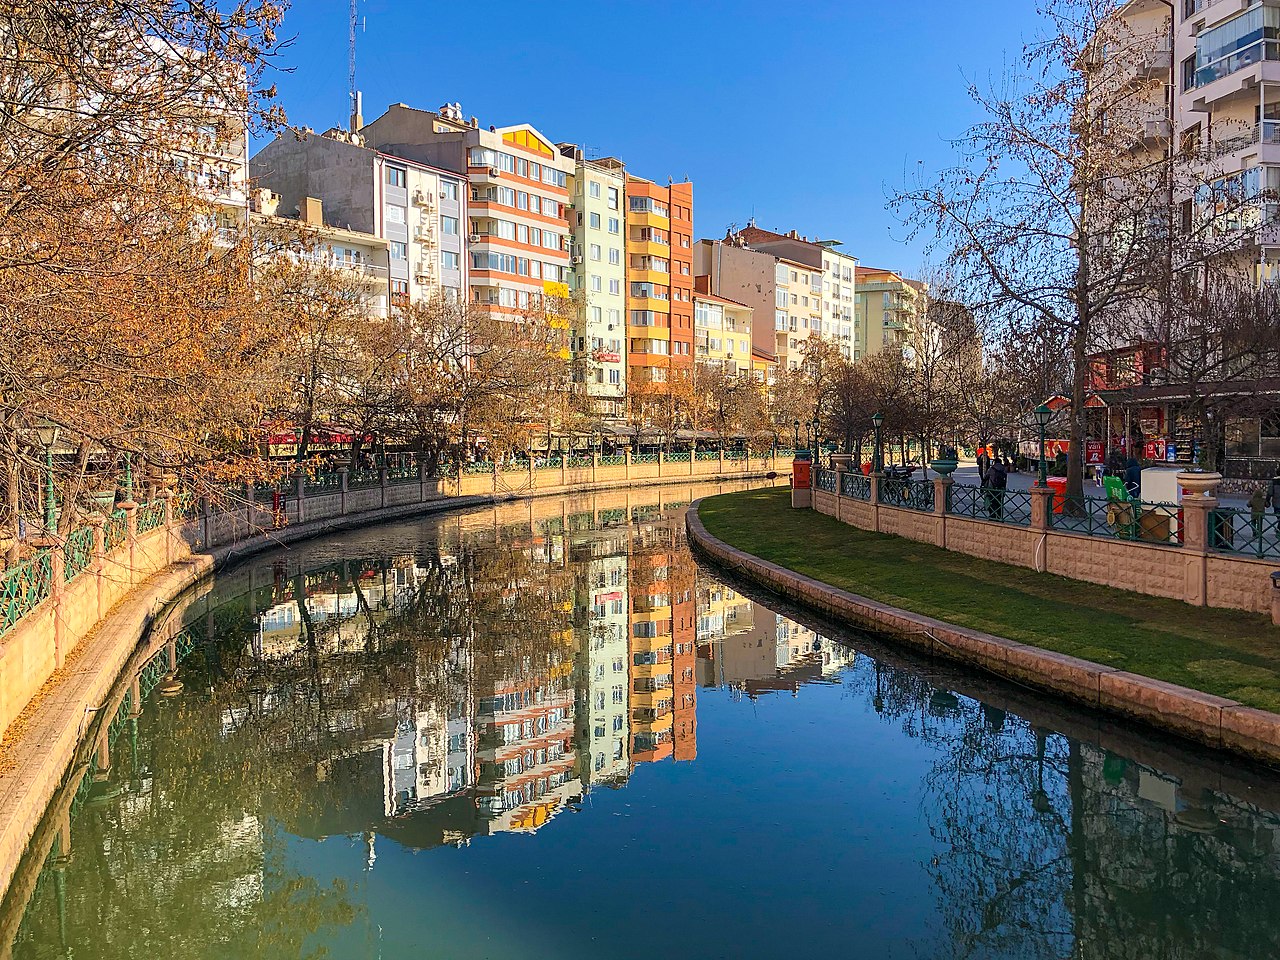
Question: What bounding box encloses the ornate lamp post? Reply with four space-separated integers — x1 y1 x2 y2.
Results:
34 421 60 533
811 416 820 455
871 412 884 474
1034 403 1052 487
792 419 800 451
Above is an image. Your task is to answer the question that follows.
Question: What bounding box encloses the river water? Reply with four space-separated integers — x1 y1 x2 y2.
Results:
4 480 1280 959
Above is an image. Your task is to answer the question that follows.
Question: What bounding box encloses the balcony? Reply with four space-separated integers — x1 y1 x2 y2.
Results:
1212 120 1280 158
1191 42 1280 111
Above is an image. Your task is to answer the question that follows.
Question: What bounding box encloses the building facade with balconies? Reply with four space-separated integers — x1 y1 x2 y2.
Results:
625 176 694 400
854 268 923 359
359 103 574 318
560 148 627 418
693 291 753 378
249 128 467 309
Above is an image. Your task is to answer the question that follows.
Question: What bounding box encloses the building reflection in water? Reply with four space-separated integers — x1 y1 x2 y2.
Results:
9 486 1280 959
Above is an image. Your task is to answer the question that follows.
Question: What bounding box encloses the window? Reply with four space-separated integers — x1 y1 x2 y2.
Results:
590 212 601 229
591 274 602 292
590 243 602 260
591 305 603 322
518 224 529 244
441 250 459 270
609 278 621 295
440 180 459 201
607 186 619 209
608 369 621 384
386 166 406 187
517 191 529 210
1193 8 1280 88
440 215 458 235
386 206 405 224
608 217 620 234
609 247 621 265
390 279 409 306
389 241 407 260
589 181 601 198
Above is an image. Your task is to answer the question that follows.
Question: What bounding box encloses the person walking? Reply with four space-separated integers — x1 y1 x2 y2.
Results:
1123 456 1141 500
976 444 991 486
1249 485 1267 538
1269 469 1280 518
986 458 1008 520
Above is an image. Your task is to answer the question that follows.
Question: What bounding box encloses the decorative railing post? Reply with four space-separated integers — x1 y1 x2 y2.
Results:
121 500 138 585
869 472 882 532
86 512 106 622
244 481 256 535
294 471 307 525
159 489 175 565
418 459 429 503
338 467 349 515
1029 485 1052 533
932 476 951 548
379 465 389 508
1181 494 1217 607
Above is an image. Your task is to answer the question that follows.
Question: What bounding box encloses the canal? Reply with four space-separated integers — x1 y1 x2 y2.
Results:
4 480 1280 959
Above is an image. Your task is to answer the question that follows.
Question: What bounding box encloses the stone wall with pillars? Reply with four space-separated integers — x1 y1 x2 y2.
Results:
811 474 1278 617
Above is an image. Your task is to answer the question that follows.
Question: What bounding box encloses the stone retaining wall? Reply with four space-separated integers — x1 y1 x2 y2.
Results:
686 500 1280 768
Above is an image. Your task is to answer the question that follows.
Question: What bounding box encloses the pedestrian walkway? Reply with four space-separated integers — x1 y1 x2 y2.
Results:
939 463 1250 508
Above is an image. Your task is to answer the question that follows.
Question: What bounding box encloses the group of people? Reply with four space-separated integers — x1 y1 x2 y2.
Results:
1248 472 1280 535
975 446 1010 519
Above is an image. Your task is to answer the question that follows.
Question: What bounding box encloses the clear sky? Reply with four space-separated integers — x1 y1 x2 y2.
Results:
261 0 1044 275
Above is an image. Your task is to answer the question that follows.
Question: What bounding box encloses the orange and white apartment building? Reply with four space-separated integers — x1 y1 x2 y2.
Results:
360 103 575 316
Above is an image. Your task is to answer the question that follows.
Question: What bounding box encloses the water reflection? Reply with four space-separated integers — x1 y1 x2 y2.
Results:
6 483 1280 959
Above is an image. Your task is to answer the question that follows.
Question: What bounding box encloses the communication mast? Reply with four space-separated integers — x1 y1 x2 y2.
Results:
348 0 363 132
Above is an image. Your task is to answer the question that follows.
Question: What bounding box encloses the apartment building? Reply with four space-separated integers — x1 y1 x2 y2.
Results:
693 289 753 377
694 237 778 365
249 128 467 308
249 190 392 318
854 268 924 358
625 176 695 399
574 529 631 786
359 102 575 317
560 148 628 418
733 224 859 365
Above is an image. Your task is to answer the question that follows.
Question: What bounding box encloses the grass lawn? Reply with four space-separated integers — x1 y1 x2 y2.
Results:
699 487 1280 713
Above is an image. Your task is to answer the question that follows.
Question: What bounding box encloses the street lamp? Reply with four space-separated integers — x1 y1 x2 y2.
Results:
34 420 60 533
871 412 884 474
1034 403 1052 487
811 416 820 454
792 419 800 451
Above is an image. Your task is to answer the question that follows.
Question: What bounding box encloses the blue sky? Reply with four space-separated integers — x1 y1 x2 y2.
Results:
263 0 1043 274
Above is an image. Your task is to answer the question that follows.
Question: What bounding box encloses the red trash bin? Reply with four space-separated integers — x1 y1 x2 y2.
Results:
861 462 872 476
1046 476 1068 514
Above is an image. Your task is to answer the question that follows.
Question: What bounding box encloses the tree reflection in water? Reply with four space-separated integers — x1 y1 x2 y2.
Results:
6 486 1280 958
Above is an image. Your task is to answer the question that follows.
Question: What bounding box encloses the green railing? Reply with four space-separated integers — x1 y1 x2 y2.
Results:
63 526 95 581
104 510 129 551
1050 494 1182 546
947 485 1033 526
1210 507 1280 559
135 500 166 534
840 472 872 501
599 454 626 466
632 454 658 464
665 451 691 463
724 450 747 461
695 450 720 461
878 478 935 512
303 471 341 494
1 552 53 634
814 466 837 493
462 460 495 474
347 467 381 489
386 464 418 483
565 455 593 469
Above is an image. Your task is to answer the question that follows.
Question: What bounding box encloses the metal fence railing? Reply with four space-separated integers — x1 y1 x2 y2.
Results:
665 451 691 463
135 500 166 534
599 454 626 466
947 485 1033 526
104 510 129 551
1 552 52 635
63 526 95 581
815 467 837 493
878 478 935 512
840 472 872 501
1050 495 1183 546
1210 507 1280 559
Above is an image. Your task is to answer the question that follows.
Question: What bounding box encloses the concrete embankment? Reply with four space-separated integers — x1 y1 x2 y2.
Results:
686 499 1280 768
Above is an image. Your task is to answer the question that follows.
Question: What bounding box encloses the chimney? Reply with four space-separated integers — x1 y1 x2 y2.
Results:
300 197 323 226
350 90 363 133
253 188 280 217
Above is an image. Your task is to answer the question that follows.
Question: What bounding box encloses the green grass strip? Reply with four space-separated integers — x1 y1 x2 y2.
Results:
699 488 1280 712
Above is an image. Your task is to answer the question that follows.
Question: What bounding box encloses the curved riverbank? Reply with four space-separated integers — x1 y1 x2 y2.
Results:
0 473 782 898
686 497 1280 768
